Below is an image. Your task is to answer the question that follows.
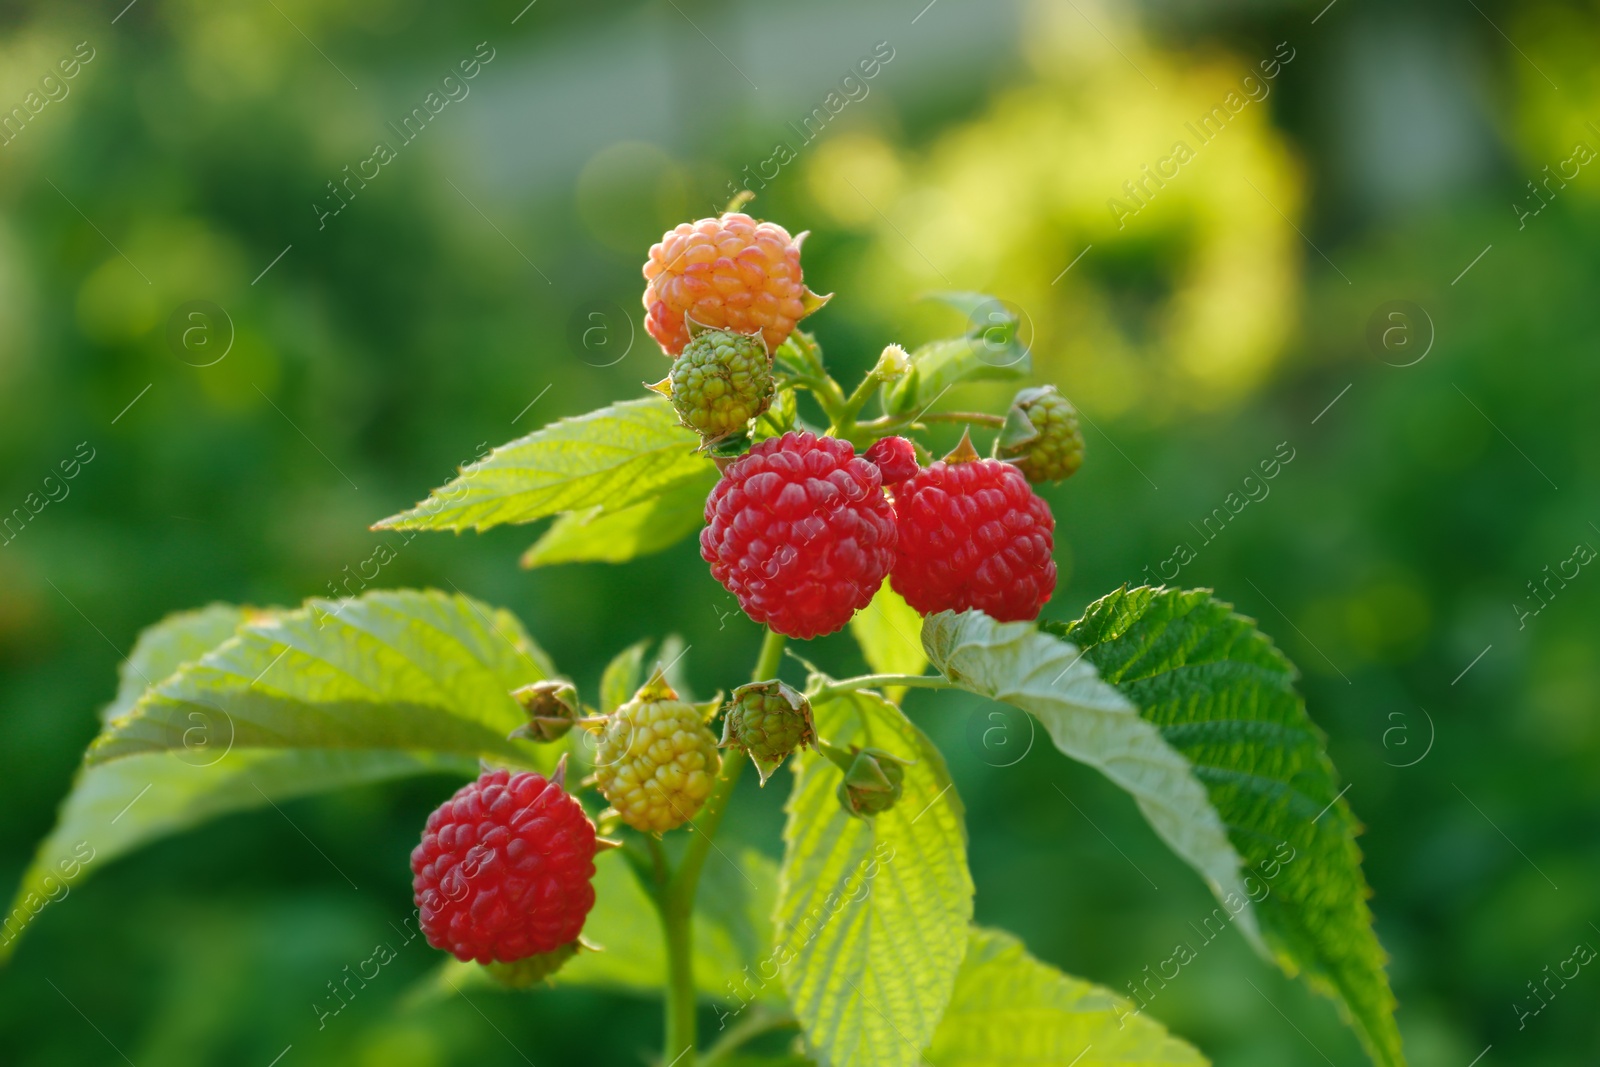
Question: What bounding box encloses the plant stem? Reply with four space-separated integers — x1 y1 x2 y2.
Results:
829 368 883 438
701 1003 800 1065
916 411 1005 427
809 672 951 701
659 628 787 1066
799 375 851 429
749 627 789 683
662 891 697 1065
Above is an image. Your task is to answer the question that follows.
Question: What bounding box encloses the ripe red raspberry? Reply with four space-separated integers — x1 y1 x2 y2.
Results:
643 213 827 356
411 769 597 964
863 436 920 486
701 431 897 639
890 442 1056 621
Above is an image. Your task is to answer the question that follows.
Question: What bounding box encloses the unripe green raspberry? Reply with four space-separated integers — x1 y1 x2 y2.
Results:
668 328 774 442
720 680 815 784
508 680 580 743
484 940 580 988
997 385 1085 483
594 677 721 833
836 747 906 818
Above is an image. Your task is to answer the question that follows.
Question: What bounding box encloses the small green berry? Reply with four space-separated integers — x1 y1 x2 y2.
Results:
668 328 774 442
720 680 815 784
997 385 1085 483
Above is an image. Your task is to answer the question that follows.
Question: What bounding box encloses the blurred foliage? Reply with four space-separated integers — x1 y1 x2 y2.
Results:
2 0 1598 1065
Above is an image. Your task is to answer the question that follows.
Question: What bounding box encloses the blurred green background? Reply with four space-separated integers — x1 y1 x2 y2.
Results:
2 0 1597 1063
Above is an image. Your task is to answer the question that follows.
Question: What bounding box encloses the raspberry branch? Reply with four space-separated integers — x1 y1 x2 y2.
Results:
657 627 787 1067
808 672 952 702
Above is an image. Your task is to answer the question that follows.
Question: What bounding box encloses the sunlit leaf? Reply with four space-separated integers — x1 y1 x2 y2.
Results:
90 589 554 766
921 610 1258 945
847 583 927 702
599 639 650 715
776 689 973 1067
520 469 715 568
104 603 263 722
1056 586 1402 1067
1 748 472 965
374 397 715 533
3 599 486 964
926 927 1208 1066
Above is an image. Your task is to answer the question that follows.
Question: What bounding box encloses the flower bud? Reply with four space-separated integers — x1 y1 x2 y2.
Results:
873 343 911 383
720 680 815 784
508 680 580 743
836 747 906 817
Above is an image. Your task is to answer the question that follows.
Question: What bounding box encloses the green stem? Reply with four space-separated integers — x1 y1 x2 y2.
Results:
798 375 851 429
701 1003 800 1065
659 628 787 1066
916 411 1005 427
809 672 951 701
828 369 882 438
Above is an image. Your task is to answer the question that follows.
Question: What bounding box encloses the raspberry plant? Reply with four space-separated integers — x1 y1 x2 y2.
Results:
7 211 1405 1066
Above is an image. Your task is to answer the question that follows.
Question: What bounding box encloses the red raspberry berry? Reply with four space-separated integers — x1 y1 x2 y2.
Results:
411 769 597 964
890 446 1056 622
701 431 897 639
863 436 920 487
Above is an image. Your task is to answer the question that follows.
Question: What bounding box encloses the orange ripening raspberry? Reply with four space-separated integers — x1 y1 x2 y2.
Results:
643 213 829 356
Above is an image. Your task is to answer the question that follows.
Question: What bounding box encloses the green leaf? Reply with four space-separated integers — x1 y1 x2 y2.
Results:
753 383 799 442
2 748 472 963
410 848 783 1007
773 330 826 383
776 689 973 1067
1057 587 1402 1067
654 634 695 701
882 296 1031 416
520 469 715 568
373 397 715 533
847 583 927 702
920 610 1259 946
5 598 489 964
563 847 781 998
599 640 650 714
90 589 555 767
926 927 1208 1066
104 603 262 722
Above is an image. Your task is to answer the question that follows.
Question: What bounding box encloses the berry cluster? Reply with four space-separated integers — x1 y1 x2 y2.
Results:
411 209 1087 972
